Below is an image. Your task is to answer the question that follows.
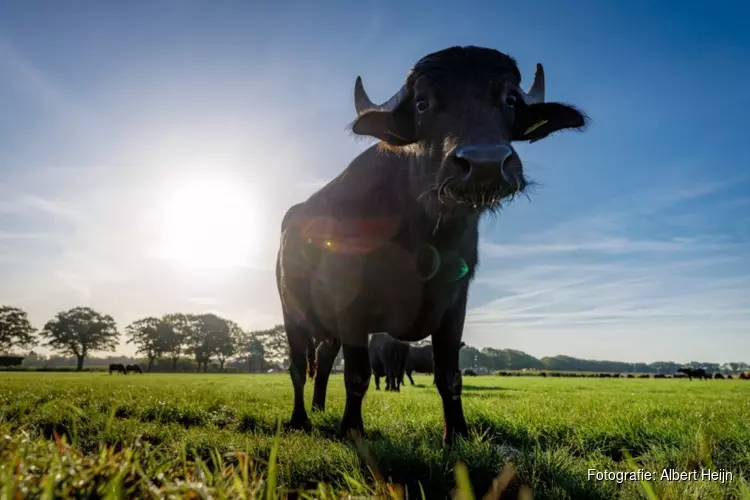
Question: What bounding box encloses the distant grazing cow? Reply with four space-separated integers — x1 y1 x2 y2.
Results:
653 374 666 379
677 367 708 381
713 373 725 380
463 369 477 377
126 364 143 374
402 344 434 386
639 374 649 379
727 375 733 380
369 333 410 392
540 372 547 377
109 363 126 375
739 372 750 380
401 341 466 386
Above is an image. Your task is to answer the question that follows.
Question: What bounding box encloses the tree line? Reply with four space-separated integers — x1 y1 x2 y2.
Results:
458 347 749 375
2 305 747 374
0 305 290 372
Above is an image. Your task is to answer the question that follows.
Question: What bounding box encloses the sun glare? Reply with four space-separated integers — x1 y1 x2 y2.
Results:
156 177 262 270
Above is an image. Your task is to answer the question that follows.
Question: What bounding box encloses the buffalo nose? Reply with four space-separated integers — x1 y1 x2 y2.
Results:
454 144 515 183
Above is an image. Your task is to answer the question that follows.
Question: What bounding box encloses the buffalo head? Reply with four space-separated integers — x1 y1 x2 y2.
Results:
351 46 587 215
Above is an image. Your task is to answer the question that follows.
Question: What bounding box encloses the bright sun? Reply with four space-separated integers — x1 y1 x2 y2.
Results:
156 177 261 270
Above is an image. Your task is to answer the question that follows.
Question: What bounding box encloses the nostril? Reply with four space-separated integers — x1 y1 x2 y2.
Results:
454 155 473 179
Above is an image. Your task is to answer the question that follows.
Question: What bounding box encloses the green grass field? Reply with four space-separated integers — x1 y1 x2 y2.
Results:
1 372 749 499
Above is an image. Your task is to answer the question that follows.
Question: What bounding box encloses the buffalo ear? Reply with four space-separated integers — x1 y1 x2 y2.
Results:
513 102 588 143
351 109 416 146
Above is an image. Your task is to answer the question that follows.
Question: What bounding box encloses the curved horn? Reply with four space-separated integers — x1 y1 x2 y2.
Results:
354 76 376 115
354 76 409 115
522 63 545 104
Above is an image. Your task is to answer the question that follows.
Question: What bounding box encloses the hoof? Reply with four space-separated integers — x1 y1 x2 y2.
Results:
338 427 365 441
286 418 313 432
337 422 366 440
443 426 469 445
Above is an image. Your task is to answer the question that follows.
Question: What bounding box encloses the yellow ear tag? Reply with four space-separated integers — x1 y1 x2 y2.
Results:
524 120 548 136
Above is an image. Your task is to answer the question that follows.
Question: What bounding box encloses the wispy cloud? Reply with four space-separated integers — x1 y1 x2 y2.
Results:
0 193 81 219
481 237 731 258
0 231 50 240
53 270 92 301
185 297 219 306
467 179 750 363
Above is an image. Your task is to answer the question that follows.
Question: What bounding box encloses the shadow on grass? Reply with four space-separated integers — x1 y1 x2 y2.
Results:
340 429 611 499
462 384 513 392
253 410 612 499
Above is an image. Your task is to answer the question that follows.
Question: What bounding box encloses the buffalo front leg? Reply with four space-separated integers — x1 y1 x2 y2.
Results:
432 294 469 443
340 343 371 438
285 325 312 431
312 339 341 412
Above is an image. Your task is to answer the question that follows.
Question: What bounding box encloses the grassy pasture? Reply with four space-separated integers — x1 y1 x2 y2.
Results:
0 372 749 499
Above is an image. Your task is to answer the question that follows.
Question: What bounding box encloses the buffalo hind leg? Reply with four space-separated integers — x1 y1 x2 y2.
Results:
387 372 400 392
340 343 371 438
312 339 340 411
407 371 416 386
374 374 381 390
285 325 312 431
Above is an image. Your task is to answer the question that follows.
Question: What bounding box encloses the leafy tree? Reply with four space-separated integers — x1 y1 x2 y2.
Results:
40 307 119 370
241 329 267 372
189 313 232 372
0 306 37 354
125 317 172 372
255 324 287 366
161 313 192 370
217 319 245 371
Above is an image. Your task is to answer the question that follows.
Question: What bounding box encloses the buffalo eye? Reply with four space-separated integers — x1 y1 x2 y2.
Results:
504 93 518 108
415 98 429 114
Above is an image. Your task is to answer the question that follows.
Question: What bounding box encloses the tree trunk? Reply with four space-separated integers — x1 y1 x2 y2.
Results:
172 357 178 371
220 359 225 372
76 355 84 371
147 357 155 373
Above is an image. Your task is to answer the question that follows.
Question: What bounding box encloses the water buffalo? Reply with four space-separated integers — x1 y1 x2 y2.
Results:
713 373 725 380
401 341 466 386
677 367 708 381
275 45 587 441
126 364 143 374
109 363 126 375
369 333 410 391
403 344 434 386
463 369 477 376
739 372 750 380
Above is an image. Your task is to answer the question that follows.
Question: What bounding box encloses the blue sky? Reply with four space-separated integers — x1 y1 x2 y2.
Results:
1 1 748 363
